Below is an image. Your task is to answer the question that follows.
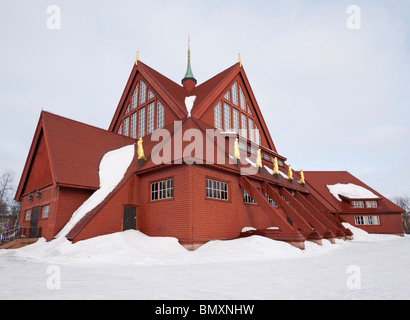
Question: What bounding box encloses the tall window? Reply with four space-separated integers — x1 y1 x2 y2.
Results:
42 205 50 218
132 85 138 110
232 82 238 106
130 113 137 139
119 80 165 139
138 107 145 138
157 101 164 129
240 87 246 111
151 179 173 201
241 113 247 138
206 179 228 200
147 102 155 134
123 117 129 137
224 103 231 131
233 108 239 134
249 118 254 142
139 81 147 105
214 102 222 130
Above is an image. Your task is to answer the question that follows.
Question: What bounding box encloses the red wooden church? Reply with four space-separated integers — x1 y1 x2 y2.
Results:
15 46 405 250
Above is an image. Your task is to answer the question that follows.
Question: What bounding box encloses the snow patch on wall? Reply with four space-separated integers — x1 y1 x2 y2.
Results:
56 144 135 239
327 183 379 202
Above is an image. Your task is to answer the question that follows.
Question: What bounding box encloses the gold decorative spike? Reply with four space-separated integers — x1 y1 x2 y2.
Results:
273 157 279 175
256 149 262 168
238 53 242 67
288 164 293 180
300 170 305 185
234 138 240 160
135 51 140 66
137 138 145 160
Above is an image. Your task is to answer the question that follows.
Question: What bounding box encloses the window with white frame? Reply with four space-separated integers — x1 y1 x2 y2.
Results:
25 209 31 221
352 201 365 208
138 107 145 138
42 205 50 218
366 201 378 208
206 179 228 201
151 179 173 201
354 216 380 226
264 193 278 207
147 102 155 134
243 189 256 204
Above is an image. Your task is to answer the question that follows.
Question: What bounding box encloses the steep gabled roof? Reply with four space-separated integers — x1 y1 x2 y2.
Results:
15 112 135 199
303 171 404 214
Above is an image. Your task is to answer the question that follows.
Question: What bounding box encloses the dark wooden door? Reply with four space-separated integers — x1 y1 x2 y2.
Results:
30 207 40 238
123 206 137 231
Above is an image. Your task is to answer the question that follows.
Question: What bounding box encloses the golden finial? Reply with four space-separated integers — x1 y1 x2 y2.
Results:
234 138 240 160
288 164 293 181
273 157 279 175
137 138 145 160
135 51 140 66
300 170 305 185
238 53 242 67
256 149 262 168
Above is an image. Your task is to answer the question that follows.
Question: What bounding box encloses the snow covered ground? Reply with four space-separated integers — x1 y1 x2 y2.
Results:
0 224 409 300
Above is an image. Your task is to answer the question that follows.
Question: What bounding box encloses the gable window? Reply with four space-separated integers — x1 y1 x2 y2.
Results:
157 101 164 129
130 113 137 139
138 107 146 138
132 85 138 110
224 91 230 101
147 102 155 134
241 113 247 139
214 102 222 130
224 103 231 131
240 87 246 111
139 81 147 105
249 118 254 142
233 108 239 134
123 117 129 137
232 82 238 106
151 179 173 201
118 124 122 135
148 89 155 100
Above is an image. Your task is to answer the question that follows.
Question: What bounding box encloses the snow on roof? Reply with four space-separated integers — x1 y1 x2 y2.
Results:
326 183 379 202
56 144 135 239
185 96 196 117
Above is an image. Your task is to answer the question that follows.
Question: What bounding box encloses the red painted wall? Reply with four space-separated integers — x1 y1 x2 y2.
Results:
340 213 404 236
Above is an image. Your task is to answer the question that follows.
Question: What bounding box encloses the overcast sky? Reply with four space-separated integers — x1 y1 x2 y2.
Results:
0 0 409 198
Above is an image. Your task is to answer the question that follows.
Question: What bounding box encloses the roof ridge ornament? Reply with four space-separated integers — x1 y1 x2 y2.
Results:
182 36 197 90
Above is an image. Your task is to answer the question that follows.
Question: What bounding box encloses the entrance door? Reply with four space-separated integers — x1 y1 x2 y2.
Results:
123 206 137 231
30 207 40 238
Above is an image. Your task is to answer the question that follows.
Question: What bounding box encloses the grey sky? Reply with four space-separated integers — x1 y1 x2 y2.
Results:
0 0 409 198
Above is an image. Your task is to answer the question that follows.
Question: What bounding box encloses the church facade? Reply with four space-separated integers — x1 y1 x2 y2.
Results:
14 48 405 250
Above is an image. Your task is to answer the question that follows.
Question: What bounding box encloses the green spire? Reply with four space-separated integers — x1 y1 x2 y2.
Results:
182 37 197 85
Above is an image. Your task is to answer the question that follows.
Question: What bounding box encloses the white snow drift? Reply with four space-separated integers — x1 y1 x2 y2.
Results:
327 183 379 201
56 144 135 239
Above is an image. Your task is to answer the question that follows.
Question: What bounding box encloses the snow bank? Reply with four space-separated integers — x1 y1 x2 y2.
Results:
327 183 379 201
56 144 135 239
342 223 401 242
185 96 196 117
